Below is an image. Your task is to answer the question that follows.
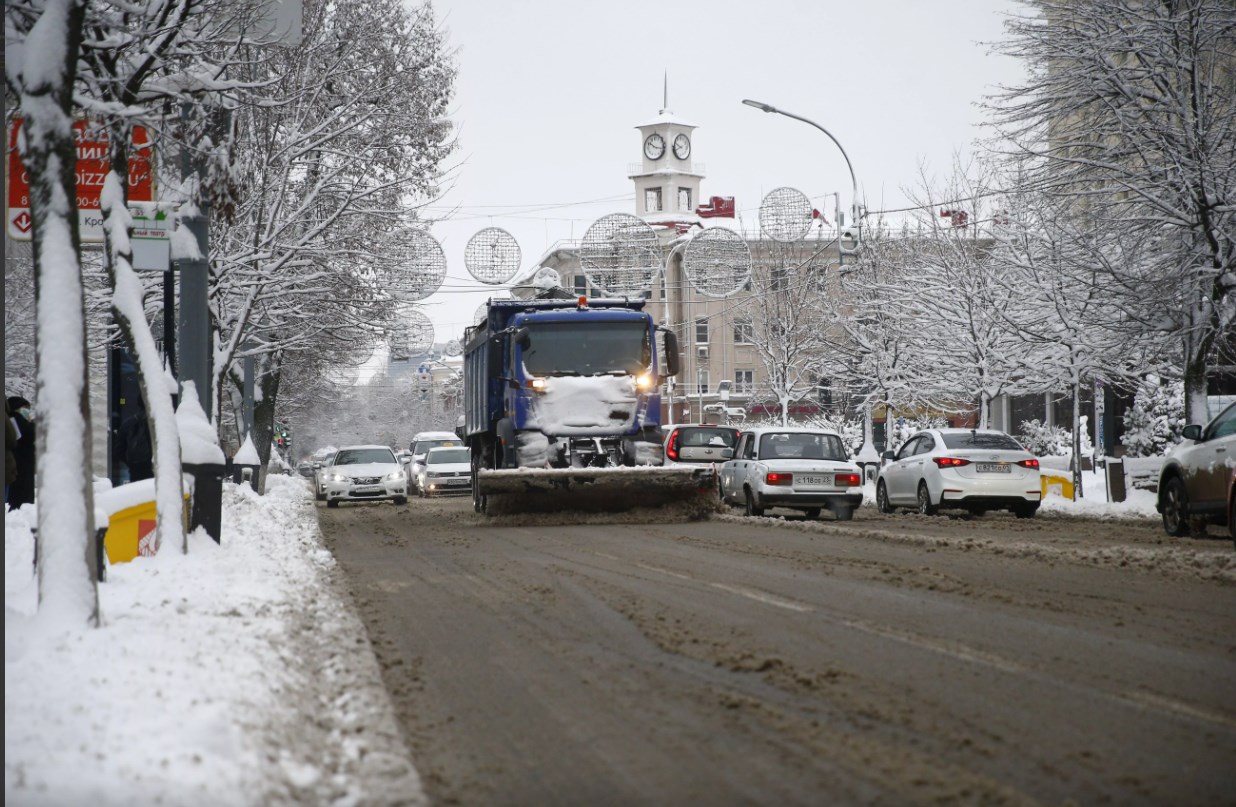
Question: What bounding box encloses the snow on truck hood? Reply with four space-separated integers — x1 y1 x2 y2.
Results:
531 375 639 434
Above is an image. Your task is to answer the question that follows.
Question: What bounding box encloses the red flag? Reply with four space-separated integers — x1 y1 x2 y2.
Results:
695 195 735 218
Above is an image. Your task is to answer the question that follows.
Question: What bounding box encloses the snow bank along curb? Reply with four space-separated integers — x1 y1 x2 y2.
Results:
4 475 425 806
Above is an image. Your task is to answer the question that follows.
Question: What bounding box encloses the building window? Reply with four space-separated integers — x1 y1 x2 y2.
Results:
645 187 662 213
696 368 710 396
733 319 753 344
771 265 788 292
573 274 587 296
678 187 691 212
695 318 709 344
735 370 753 394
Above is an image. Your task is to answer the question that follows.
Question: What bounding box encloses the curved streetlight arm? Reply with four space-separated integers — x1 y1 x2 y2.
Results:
742 99 863 254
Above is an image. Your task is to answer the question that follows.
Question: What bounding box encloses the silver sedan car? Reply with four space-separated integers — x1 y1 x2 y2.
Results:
321 445 409 508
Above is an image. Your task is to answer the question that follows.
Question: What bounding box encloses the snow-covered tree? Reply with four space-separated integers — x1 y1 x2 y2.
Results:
209 0 456 455
6 0 100 626
739 239 834 425
989 0 1236 424
1121 374 1186 457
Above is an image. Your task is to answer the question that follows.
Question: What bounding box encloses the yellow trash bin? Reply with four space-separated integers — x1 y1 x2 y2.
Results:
1041 473 1075 500
96 479 190 564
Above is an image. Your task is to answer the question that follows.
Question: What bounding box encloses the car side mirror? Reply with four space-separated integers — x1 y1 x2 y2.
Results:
1182 424 1203 441
661 329 680 377
881 450 896 461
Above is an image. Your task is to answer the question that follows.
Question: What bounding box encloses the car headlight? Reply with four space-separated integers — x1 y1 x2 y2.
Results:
385 470 405 481
329 473 348 482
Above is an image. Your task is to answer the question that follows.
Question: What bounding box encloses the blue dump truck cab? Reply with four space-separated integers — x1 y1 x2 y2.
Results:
464 297 681 473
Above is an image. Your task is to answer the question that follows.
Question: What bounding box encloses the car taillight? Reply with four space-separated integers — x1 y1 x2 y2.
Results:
933 457 971 468
1017 458 1040 469
835 473 861 487
666 429 680 461
766 472 793 486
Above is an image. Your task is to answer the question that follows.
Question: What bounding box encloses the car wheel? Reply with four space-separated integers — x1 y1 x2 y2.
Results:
916 482 938 516
876 481 895 514
1160 476 1191 537
1228 483 1235 546
744 488 764 517
393 496 407 506
833 506 854 522
1012 503 1038 519
315 489 325 502
803 507 821 520
326 499 339 509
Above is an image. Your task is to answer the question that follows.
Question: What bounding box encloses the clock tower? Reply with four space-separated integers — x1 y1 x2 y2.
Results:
630 78 704 221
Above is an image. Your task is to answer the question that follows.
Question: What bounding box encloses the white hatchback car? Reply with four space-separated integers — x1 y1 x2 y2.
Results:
720 427 864 520
876 428 1041 518
321 445 409 508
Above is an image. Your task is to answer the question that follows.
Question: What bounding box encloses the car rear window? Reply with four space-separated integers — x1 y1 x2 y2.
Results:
678 427 740 448
758 432 846 460
940 432 1025 451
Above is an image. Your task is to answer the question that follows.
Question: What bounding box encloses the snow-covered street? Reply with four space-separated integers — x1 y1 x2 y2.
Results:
7 467 1234 805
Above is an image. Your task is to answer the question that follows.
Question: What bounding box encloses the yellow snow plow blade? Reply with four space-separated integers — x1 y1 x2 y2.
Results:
478 466 718 517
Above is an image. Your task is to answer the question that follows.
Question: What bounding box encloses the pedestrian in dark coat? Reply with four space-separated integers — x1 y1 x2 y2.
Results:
6 397 18 504
118 398 154 482
8 396 36 508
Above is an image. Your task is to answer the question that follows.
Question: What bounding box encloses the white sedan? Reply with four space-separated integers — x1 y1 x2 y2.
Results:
720 427 864 520
321 445 409 508
876 428 1041 518
417 446 472 497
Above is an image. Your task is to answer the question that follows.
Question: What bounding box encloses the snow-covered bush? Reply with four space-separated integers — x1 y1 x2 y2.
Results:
1121 374 1185 457
798 413 865 455
1018 419 1070 456
884 415 950 455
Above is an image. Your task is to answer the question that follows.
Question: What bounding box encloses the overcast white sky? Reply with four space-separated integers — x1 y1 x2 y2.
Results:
414 0 1026 346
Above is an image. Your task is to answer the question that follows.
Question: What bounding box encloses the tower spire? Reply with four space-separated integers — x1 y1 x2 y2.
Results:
661 71 669 114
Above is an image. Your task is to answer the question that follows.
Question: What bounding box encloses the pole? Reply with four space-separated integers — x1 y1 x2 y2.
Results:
742 99 863 255
177 102 212 419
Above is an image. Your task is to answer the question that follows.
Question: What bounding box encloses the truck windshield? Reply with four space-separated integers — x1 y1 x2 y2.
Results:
522 321 652 376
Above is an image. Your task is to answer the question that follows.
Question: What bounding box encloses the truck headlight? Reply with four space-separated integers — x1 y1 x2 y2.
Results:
528 376 547 392
635 373 655 392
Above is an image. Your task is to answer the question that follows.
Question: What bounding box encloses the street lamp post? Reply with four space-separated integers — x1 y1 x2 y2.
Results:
741 99 864 255
742 98 879 468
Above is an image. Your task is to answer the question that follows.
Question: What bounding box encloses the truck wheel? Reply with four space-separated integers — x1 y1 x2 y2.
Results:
744 488 764 517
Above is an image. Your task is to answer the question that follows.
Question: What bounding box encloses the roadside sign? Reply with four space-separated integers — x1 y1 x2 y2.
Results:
130 202 172 271
7 118 154 242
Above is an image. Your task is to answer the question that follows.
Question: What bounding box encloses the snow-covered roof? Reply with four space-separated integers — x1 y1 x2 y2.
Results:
634 109 697 129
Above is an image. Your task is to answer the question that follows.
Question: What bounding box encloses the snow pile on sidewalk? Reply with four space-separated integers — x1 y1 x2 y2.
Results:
5 474 424 807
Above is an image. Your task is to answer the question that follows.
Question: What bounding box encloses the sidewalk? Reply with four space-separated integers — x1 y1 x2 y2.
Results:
5 475 425 806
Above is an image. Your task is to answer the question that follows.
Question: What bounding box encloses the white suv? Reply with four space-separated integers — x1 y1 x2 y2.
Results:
720 427 863 520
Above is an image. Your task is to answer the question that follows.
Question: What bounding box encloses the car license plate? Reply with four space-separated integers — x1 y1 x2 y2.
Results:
797 474 832 487
446 478 468 485
975 463 1010 473
353 485 381 493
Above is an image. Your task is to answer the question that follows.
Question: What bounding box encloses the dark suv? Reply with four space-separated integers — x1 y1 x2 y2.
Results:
1157 402 1235 537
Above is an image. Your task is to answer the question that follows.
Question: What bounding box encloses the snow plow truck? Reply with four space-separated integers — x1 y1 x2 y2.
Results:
463 296 715 514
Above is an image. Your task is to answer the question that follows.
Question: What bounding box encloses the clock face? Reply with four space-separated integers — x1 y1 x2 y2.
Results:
673 133 691 160
643 133 666 160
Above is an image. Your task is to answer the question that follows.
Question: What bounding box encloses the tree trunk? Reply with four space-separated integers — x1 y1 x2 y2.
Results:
18 0 99 627
102 122 186 554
